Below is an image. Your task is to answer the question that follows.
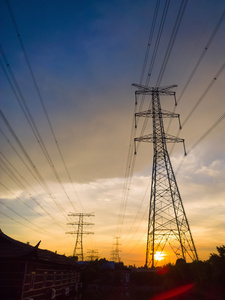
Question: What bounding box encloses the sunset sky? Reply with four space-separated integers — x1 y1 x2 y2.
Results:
0 0 224 267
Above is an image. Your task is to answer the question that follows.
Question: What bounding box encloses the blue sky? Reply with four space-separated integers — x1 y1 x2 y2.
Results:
0 0 224 266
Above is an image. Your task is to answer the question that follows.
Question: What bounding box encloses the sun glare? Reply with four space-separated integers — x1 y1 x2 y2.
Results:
154 251 166 261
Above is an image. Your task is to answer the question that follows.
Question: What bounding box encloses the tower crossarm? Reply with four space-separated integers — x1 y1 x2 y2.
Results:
68 213 94 217
67 222 94 226
134 133 186 156
134 133 184 144
135 109 180 119
135 109 182 129
65 231 94 235
132 83 177 96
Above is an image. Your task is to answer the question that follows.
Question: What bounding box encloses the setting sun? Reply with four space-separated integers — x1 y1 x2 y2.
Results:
154 251 166 262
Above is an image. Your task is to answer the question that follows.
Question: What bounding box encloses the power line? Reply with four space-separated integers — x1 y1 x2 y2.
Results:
0 200 54 237
146 0 170 86
188 113 225 153
0 210 64 239
5 0 84 212
0 128 46 190
0 182 54 224
136 0 180 159
116 99 137 237
115 2 224 257
0 128 65 218
0 150 59 215
156 0 188 86
116 0 171 239
139 0 160 85
0 161 24 191
123 181 150 245
0 163 66 231
0 109 70 222
177 9 225 105
166 9 225 133
0 210 42 234
0 48 77 214
170 63 225 155
0 154 65 227
139 0 188 142
175 113 225 175
182 62 225 128
134 0 171 151
116 0 186 241
123 220 147 256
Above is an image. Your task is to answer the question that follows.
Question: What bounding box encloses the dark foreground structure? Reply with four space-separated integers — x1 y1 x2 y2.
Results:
0 230 81 300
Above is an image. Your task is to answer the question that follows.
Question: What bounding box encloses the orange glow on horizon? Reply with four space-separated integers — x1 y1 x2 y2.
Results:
154 251 166 262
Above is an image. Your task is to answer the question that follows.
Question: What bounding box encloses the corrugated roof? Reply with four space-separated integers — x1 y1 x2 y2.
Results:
0 230 77 266
0 229 35 258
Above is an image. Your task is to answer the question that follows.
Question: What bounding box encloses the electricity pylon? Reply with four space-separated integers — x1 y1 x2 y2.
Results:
66 212 94 261
86 249 99 261
111 236 121 262
133 83 198 268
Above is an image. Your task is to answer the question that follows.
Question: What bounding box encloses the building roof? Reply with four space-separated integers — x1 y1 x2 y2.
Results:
0 230 78 266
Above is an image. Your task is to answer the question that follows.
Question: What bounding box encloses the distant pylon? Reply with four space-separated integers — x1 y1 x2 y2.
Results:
86 249 99 261
111 236 121 262
66 212 94 261
133 83 198 268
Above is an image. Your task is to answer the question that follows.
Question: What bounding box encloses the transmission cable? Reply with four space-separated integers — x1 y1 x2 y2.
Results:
139 0 186 142
0 210 65 239
0 128 65 218
175 112 225 175
139 0 161 84
116 0 171 239
0 163 66 231
124 208 148 255
182 62 225 128
156 0 188 86
5 0 84 212
0 149 59 215
166 9 225 133
0 128 45 190
135 0 171 154
170 62 225 155
0 154 65 226
120 0 194 251
0 200 56 237
146 0 170 86
0 211 45 234
0 181 57 225
123 181 150 246
188 113 225 153
177 9 225 105
0 49 76 216
0 109 70 223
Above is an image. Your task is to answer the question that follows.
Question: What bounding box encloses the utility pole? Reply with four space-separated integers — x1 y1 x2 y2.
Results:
66 212 94 261
133 84 198 268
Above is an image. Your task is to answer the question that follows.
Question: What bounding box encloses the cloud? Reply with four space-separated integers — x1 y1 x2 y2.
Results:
1 0 224 266
195 159 224 180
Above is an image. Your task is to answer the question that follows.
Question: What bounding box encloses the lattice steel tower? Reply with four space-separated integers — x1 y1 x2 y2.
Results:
66 212 94 261
133 84 198 268
111 236 121 263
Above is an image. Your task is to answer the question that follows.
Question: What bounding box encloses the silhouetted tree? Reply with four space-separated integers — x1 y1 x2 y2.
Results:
208 245 225 286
